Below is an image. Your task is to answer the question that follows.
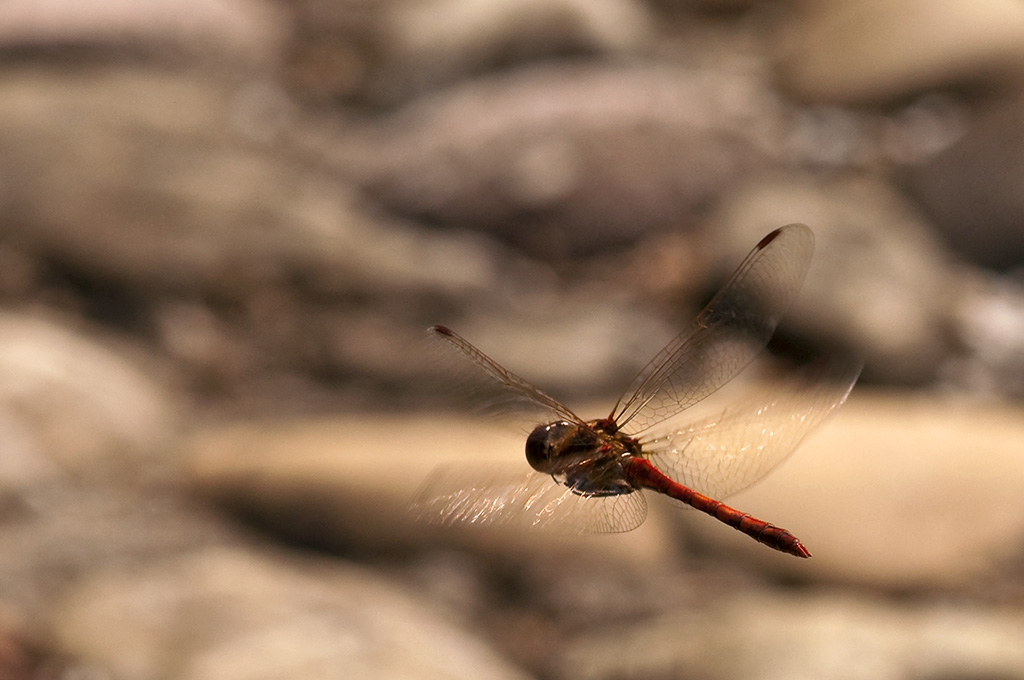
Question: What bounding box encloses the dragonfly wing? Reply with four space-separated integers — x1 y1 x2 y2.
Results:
428 325 584 428
643 360 860 500
613 224 815 435
411 465 648 534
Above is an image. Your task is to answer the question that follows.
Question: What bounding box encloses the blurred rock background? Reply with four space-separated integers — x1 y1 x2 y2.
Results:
1 1 1024 679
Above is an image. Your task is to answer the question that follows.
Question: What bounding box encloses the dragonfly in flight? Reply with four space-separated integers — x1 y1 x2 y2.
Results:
414 224 859 557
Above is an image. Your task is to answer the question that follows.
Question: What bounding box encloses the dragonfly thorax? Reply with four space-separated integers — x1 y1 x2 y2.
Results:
525 421 605 475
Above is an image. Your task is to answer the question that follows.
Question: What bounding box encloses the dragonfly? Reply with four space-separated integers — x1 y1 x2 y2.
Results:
413 224 860 558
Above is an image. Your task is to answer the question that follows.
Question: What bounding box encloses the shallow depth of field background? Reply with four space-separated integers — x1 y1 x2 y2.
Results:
2 1 1024 679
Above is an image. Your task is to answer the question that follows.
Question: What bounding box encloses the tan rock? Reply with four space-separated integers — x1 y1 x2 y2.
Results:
186 413 672 568
52 546 532 680
776 0 1024 104
186 388 1024 587
561 590 1024 680
687 389 1024 586
0 312 177 485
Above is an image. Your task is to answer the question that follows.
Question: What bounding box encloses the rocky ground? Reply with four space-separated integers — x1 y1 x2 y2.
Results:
1 1 1024 679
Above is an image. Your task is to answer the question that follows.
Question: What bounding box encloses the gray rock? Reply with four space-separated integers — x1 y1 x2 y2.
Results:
946 272 1024 398
561 591 1024 680
336 62 777 258
904 95 1024 270
52 547 532 680
374 0 655 103
0 484 241 615
0 56 549 397
0 312 177 484
706 173 955 384
0 0 286 68
285 0 653 104
0 65 331 293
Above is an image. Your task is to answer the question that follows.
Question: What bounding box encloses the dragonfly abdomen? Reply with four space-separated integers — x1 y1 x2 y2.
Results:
621 457 811 558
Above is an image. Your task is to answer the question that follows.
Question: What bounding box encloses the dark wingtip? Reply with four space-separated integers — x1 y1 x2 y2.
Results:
756 227 784 250
429 324 453 336
756 223 815 251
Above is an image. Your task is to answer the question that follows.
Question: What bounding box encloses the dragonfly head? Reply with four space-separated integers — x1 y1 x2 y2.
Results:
525 420 600 474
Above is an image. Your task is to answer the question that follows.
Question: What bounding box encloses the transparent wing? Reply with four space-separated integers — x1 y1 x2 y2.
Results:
642 360 861 500
428 325 584 428
411 465 648 534
612 224 815 435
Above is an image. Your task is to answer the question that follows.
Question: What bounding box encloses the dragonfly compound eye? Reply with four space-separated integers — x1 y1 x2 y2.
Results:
525 421 576 473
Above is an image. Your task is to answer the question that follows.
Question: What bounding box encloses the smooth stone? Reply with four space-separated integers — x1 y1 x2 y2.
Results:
186 387 1024 587
776 0 1024 104
681 388 1024 587
337 62 773 258
560 590 1024 680
706 173 953 384
185 413 673 568
52 547 532 680
904 94 1024 270
0 312 177 484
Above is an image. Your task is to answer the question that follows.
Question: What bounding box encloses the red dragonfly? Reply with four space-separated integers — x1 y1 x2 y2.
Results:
414 224 859 558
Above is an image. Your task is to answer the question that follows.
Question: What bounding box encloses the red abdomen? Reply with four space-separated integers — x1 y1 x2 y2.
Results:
621 457 811 558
